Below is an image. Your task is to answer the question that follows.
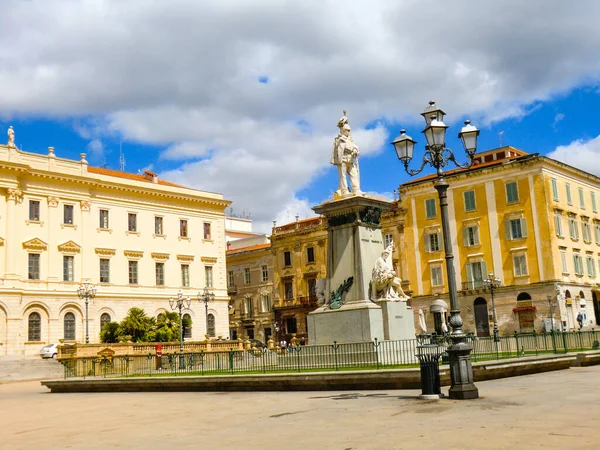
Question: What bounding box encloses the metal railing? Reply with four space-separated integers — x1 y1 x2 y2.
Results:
58 329 600 379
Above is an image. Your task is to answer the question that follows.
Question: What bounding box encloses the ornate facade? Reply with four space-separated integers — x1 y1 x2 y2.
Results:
0 143 231 355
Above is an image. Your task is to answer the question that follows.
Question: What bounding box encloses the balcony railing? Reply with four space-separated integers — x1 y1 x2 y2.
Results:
299 295 318 305
461 280 485 291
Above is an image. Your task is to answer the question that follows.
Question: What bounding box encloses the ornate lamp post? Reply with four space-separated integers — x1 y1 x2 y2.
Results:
77 281 96 344
169 291 191 359
483 272 501 342
198 287 215 338
391 101 480 400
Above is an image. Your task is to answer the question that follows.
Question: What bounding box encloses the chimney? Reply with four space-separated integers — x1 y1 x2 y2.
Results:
143 170 158 183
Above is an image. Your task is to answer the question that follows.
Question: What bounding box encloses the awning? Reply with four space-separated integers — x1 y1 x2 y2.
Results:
512 306 537 312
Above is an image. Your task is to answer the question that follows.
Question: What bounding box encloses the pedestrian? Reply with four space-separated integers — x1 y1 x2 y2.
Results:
280 339 287 355
577 312 584 329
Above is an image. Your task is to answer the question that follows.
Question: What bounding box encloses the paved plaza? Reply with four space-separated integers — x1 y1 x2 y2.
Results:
1 366 599 449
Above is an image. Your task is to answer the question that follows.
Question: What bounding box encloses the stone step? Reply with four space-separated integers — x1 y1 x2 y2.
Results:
0 358 64 382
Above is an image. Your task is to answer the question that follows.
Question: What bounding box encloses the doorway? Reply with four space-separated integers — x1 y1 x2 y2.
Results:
593 292 600 326
474 297 490 337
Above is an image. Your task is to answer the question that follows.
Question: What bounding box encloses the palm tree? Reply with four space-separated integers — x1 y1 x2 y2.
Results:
118 307 153 342
100 322 120 343
152 311 181 342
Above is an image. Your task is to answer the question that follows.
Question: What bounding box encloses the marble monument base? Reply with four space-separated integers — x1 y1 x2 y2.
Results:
375 299 416 341
307 301 384 345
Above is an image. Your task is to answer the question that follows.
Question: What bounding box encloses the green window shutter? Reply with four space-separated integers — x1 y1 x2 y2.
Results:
463 227 470 247
566 184 572 204
551 179 559 201
466 263 474 285
473 226 480 245
481 261 488 280
592 191 597 213
424 234 431 253
505 220 512 240
520 218 528 238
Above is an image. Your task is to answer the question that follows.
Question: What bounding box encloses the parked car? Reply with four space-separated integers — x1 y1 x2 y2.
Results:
249 339 267 349
39 343 59 359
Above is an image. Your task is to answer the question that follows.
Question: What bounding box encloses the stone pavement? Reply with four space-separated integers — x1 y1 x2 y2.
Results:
1 366 599 450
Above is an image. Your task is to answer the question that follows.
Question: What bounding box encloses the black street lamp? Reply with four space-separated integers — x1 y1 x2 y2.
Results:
77 281 96 344
391 101 480 400
169 290 191 361
483 272 501 342
198 287 215 338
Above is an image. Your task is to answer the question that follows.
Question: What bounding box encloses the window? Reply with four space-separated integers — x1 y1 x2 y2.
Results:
228 270 234 287
155 262 165 286
384 233 393 249
99 209 109 229
284 280 293 299
506 182 519 203
63 204 74 225
505 218 527 240
466 261 487 289
306 246 315 263
431 266 443 287
28 312 41 341
261 295 272 313
29 200 40 221
464 190 476 212
100 313 111 330
261 265 268 282
183 313 192 339
244 267 251 285
587 256 596 277
566 184 572 205
203 222 211 240
579 188 585 209
181 264 190 287
463 225 480 247
425 231 442 252
283 251 292 267
595 224 600 244
569 218 580 241
128 260 138 284
513 254 528 276
285 317 297 334
561 251 568 274
554 214 564 238
205 266 213 288
207 313 215 337
425 198 437 219
28 253 40 280
582 221 592 243
128 213 137 232
180 219 188 238
551 179 559 201
592 192 597 213
63 255 74 282
308 278 317 297
100 259 110 283
154 216 163 235
573 253 584 276
64 312 75 340
244 297 253 315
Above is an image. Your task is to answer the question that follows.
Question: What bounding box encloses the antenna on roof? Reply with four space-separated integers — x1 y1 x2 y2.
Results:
101 158 108 169
498 131 504 147
118 141 126 172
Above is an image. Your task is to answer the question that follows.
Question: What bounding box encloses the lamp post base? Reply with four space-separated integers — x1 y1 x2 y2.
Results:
447 341 479 400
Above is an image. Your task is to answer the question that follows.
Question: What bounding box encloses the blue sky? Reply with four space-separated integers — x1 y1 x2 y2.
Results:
2 1 600 232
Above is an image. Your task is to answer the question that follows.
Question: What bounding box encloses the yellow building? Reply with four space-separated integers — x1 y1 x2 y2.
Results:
0 139 231 355
226 239 274 342
400 146 600 335
270 217 327 343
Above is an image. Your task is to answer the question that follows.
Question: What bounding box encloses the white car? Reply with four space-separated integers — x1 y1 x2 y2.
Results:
39 343 59 359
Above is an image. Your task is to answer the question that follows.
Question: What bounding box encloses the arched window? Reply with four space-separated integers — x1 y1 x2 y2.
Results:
183 313 192 339
64 312 76 340
207 313 216 337
565 290 571 299
28 312 41 341
517 292 532 301
100 313 111 330
579 291 585 299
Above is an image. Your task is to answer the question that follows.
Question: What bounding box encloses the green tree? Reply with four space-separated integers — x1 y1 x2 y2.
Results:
151 311 181 342
118 307 153 343
100 322 120 343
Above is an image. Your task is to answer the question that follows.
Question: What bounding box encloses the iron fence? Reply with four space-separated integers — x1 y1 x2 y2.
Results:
59 329 600 379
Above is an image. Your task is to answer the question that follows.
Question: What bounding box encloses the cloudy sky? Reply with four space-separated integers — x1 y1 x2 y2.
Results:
2 0 600 232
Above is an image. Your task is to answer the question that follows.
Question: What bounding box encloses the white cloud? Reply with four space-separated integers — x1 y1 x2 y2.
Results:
553 113 565 129
2 1 600 230
547 135 600 176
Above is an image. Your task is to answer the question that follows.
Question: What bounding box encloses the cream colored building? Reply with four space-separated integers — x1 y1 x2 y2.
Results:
0 142 231 355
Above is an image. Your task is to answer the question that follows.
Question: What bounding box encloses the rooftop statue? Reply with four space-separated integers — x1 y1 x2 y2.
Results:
7 126 15 148
331 111 362 198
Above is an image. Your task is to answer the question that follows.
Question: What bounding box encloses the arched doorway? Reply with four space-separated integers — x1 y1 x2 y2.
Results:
474 297 490 337
516 292 534 332
593 291 600 326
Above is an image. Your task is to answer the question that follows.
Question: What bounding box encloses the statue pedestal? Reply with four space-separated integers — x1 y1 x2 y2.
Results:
308 196 393 344
375 299 416 341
